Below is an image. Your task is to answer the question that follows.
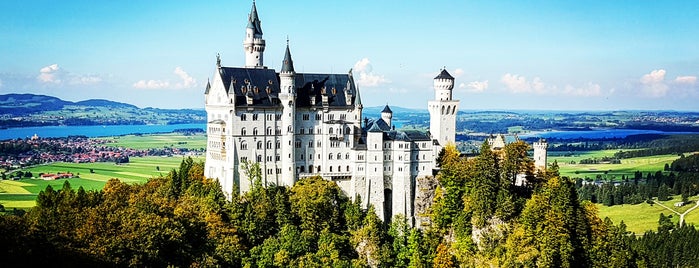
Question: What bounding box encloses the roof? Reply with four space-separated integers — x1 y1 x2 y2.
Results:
204 80 211 94
367 123 383 133
281 43 295 73
363 118 391 132
434 69 454 80
384 129 431 142
381 105 392 113
294 73 358 108
247 2 263 35
218 67 280 107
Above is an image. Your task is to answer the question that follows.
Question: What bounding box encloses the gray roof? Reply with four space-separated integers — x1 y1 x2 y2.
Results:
219 67 280 107
294 73 358 108
281 43 294 73
381 105 392 113
247 2 263 35
204 80 211 94
363 118 391 132
434 69 454 80
385 129 431 142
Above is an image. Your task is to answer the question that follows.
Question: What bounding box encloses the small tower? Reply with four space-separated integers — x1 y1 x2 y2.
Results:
533 139 548 171
381 105 393 128
243 1 266 68
428 68 460 146
279 40 296 187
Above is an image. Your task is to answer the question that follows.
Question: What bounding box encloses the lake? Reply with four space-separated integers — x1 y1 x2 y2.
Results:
519 129 699 140
0 123 206 140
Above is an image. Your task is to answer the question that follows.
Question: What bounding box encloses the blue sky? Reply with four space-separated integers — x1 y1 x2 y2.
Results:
1 0 698 111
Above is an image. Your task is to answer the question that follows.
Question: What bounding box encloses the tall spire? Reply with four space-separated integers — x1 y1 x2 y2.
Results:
281 38 295 73
247 1 263 35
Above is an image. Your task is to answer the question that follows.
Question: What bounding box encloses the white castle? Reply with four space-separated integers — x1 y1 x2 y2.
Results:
204 2 545 223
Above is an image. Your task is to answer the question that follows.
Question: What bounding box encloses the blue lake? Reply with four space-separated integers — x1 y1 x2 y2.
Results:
0 123 206 140
519 129 699 140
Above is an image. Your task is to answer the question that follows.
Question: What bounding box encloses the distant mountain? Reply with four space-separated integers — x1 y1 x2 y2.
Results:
0 93 206 128
362 106 427 116
0 93 72 115
74 99 138 109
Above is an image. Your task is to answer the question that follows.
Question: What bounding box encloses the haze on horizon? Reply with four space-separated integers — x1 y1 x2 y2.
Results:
1 0 698 111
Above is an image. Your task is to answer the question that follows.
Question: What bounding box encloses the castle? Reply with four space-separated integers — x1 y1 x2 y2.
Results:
204 2 545 223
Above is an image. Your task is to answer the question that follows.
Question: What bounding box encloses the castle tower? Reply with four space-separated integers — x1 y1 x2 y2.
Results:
279 40 296 187
366 124 386 221
381 105 393 128
533 139 548 171
428 68 460 146
243 1 266 68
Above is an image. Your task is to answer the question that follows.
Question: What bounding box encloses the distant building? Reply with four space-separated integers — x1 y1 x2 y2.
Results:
203 2 459 223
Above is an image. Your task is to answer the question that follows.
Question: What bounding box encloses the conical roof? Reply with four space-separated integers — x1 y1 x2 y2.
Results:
434 69 454 80
281 42 295 73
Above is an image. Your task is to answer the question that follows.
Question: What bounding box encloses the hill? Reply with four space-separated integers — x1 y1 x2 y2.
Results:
0 93 205 128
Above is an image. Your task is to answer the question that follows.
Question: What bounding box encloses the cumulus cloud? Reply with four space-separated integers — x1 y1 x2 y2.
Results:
452 68 464 78
675 75 697 85
36 63 104 86
501 73 545 94
459 80 488 93
640 69 669 97
563 82 602 97
353 58 390 87
37 64 63 84
133 67 198 90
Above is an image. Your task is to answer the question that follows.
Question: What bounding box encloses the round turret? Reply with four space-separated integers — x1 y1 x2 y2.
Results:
381 105 393 128
433 68 455 101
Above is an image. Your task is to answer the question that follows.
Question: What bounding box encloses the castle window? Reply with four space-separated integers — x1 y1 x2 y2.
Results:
317 166 321 172
303 114 309 120
337 153 341 159
329 153 333 160
328 114 334 120
241 127 247 136
337 165 341 172
345 127 351 134
266 127 272 135
266 141 272 149
241 156 248 162
240 141 248 150
253 114 259 121
346 165 350 172
309 141 313 147
329 128 333 134
276 154 280 161
300 129 305 134
276 168 281 174
345 153 350 160
295 140 301 148
257 141 263 150
340 114 346 120
253 128 258 135
276 128 281 135
309 127 313 134
317 141 321 147
257 155 262 162
267 156 272 162
330 166 333 172
315 113 322 120
275 114 282 120
300 154 304 160
288 126 292 133
241 114 247 121
276 140 280 149
300 166 305 172
309 165 313 172
309 154 313 160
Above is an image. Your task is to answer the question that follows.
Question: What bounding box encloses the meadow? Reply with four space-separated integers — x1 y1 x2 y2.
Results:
550 150 679 179
0 156 202 209
598 194 699 234
97 133 206 150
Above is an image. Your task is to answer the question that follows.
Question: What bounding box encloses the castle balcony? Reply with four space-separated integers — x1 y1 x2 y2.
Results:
298 171 352 181
329 135 344 141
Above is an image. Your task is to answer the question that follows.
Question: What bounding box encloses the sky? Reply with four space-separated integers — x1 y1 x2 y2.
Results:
1 0 699 111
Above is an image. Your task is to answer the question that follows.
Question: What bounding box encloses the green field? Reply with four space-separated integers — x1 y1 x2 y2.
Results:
97 133 206 150
0 156 202 209
550 150 679 179
597 195 698 234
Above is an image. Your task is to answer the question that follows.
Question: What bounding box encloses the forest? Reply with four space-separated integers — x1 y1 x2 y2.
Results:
1 143 699 267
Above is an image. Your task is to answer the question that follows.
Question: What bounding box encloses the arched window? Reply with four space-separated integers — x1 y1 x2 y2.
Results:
276 140 280 149
346 165 350 172
287 125 292 133
309 165 313 173
266 140 272 149
330 166 333 172
345 127 351 134
329 128 334 134
317 166 321 172
240 141 248 150
257 141 263 150
266 127 272 135
337 153 341 159
345 153 350 159
441 105 445 115
241 114 247 121
329 153 334 160
253 127 258 135
241 127 247 136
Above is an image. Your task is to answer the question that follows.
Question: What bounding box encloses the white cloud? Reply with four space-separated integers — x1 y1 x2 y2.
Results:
640 69 669 97
452 68 464 78
501 73 545 94
675 75 697 85
353 58 390 87
133 66 198 90
563 82 602 97
133 79 171 89
37 64 63 84
459 80 488 93
174 66 196 88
